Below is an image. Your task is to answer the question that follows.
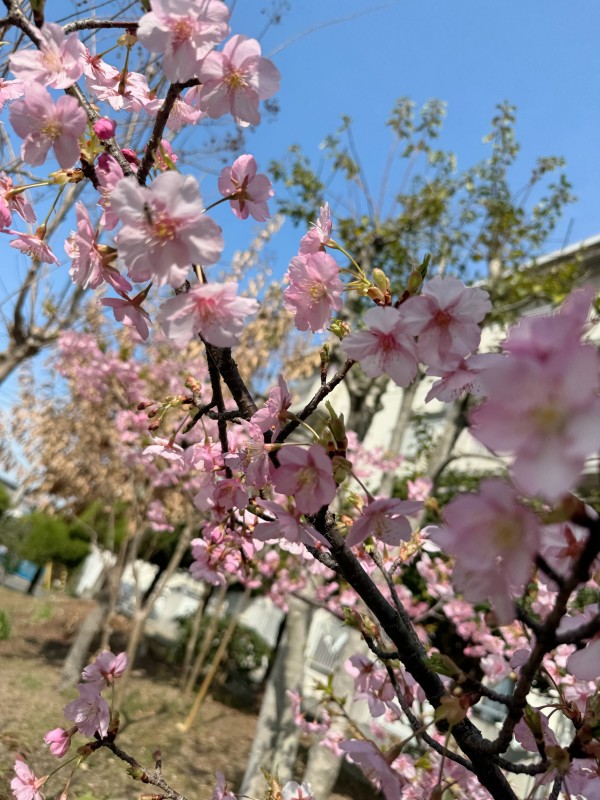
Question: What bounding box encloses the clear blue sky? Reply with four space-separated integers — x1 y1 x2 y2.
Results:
231 0 600 246
1 0 599 420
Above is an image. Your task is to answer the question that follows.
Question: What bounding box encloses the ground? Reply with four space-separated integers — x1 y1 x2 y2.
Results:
0 587 370 800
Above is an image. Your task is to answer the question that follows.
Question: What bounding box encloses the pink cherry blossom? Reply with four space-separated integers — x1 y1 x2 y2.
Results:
401 275 491 367
251 375 292 438
158 282 258 347
566 637 600 680
189 535 226 586
10 23 85 89
91 71 153 113
65 203 131 293
11 760 46 800
299 204 332 255
111 172 223 287
211 771 236 800
339 740 404 800
191 34 280 126
44 728 72 758
431 479 540 624
284 252 344 332
6 230 59 265
64 682 110 737
162 95 203 131
471 301 600 501
82 650 128 685
281 781 316 800
253 498 326 549
100 296 151 341
342 306 419 387
273 444 337 515
424 353 499 403
0 77 24 109
137 0 229 83
95 154 125 230
10 85 86 168
346 498 422 548
218 154 273 221
143 438 185 467
154 138 178 170
0 172 36 225
407 476 432 501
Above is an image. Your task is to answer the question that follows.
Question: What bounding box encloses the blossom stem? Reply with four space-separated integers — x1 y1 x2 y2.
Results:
203 194 236 213
42 184 66 228
327 240 366 278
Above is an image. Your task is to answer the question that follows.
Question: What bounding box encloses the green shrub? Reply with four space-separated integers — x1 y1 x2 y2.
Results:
0 608 11 640
172 611 272 686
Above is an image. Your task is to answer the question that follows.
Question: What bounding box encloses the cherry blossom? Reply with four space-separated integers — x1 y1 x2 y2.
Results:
95 154 125 230
218 154 273 221
64 683 110 737
11 760 46 800
9 85 86 169
158 282 258 347
43 728 72 758
91 71 153 113
471 301 600 501
424 352 500 403
111 172 223 287
137 0 229 83
431 479 540 624
65 203 131 293
251 375 292 438
0 77 24 109
191 34 280 126
273 444 337 515
6 230 59 265
100 295 151 341
211 771 236 800
281 781 316 800
342 306 419 387
9 22 85 89
81 650 128 685
298 203 332 254
401 275 491 367
284 252 344 332
0 172 36 225
346 498 422 548
253 498 326 549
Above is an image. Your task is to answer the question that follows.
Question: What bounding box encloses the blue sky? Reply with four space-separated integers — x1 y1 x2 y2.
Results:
0 0 599 422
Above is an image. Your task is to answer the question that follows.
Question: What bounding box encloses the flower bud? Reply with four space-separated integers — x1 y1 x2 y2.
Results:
93 117 117 140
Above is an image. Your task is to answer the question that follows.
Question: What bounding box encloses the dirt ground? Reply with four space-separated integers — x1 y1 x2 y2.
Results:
0 586 368 800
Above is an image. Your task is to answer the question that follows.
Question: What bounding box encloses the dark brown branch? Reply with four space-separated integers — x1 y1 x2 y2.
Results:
63 18 138 33
535 554 565 588
556 611 600 645
383 662 474 771
204 344 258 419
137 79 199 185
276 358 356 442
315 511 518 799
102 741 189 800
479 518 600 756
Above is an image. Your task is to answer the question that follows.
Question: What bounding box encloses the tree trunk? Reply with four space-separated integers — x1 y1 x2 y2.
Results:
239 595 310 797
57 580 111 690
303 630 362 797
116 525 193 700
182 583 227 696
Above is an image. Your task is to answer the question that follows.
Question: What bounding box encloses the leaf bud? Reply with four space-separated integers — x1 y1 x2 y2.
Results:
329 319 351 340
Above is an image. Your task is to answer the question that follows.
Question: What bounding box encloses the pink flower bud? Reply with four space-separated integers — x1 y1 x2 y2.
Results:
93 117 116 140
